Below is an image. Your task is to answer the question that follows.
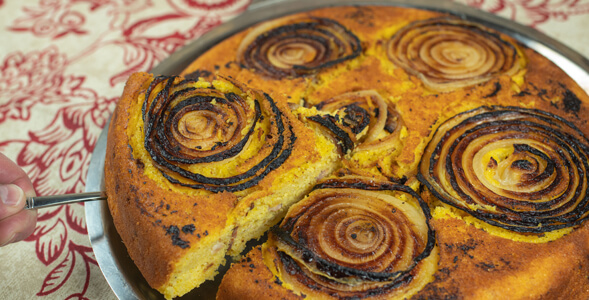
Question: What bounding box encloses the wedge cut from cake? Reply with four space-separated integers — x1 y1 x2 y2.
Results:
104 72 342 299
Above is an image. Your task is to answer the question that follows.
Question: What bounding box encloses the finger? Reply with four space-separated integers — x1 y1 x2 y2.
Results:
0 184 26 220
0 153 38 247
0 209 37 246
0 153 36 197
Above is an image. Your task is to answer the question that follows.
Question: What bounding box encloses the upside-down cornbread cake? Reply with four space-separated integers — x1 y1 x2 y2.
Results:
105 5 589 300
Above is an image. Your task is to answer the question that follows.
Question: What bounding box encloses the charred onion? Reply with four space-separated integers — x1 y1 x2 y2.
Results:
418 106 589 232
268 176 436 298
314 90 404 151
142 76 296 192
238 17 361 78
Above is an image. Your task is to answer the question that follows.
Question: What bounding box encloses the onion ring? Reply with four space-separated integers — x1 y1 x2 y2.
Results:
268 176 436 298
386 17 524 91
238 17 361 78
418 106 589 232
142 76 296 192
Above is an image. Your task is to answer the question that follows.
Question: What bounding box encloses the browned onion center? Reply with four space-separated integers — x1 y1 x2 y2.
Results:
314 90 404 151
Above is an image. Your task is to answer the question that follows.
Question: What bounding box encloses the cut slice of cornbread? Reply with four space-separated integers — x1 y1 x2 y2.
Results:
105 72 341 299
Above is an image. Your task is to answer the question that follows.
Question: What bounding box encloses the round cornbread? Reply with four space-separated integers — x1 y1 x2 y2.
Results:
182 5 589 300
106 4 589 300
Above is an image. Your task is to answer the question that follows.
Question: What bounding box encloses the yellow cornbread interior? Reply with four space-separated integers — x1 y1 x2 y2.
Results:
225 114 341 257
162 225 234 299
126 78 342 299
164 136 340 299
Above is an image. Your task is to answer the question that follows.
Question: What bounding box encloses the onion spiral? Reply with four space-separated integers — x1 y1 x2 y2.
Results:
142 75 296 192
418 106 589 233
268 176 436 298
386 17 524 91
314 90 404 151
237 17 361 78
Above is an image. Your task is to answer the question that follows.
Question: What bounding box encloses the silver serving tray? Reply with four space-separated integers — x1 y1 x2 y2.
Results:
85 0 589 299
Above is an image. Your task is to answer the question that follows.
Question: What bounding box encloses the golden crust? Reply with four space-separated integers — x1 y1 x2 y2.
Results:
109 4 589 300
415 216 589 299
208 5 589 300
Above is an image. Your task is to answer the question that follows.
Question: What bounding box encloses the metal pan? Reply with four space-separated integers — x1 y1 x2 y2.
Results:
85 0 589 299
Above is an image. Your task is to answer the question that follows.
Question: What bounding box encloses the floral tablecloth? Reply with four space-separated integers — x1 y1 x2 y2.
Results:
0 0 587 299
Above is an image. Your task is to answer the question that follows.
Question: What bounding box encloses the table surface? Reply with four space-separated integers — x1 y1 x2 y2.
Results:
0 0 588 299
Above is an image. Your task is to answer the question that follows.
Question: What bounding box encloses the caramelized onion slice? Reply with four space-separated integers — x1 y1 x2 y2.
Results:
306 114 356 155
142 75 296 192
314 90 405 151
418 106 589 233
237 17 361 78
386 17 524 91
269 176 435 297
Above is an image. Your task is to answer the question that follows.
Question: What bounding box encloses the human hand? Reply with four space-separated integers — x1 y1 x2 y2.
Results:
0 152 37 247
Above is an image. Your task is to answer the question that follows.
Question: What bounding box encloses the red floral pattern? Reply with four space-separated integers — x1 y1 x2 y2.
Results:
9 2 88 39
0 45 116 196
0 0 250 299
0 0 586 299
456 0 589 27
